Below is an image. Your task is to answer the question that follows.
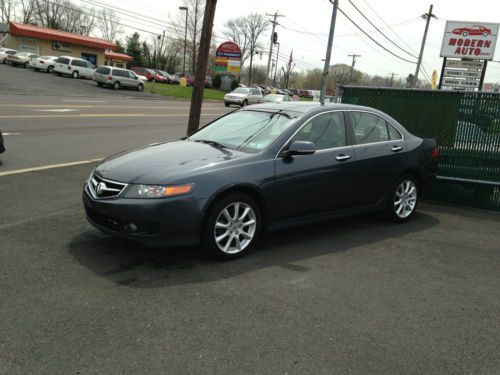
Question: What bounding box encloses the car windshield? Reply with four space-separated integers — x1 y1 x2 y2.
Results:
233 88 249 94
189 110 298 153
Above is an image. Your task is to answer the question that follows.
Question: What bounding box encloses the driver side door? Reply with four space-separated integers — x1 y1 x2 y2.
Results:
273 111 356 221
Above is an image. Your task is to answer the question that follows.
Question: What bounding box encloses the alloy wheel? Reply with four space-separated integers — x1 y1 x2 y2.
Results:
213 202 257 254
394 180 417 219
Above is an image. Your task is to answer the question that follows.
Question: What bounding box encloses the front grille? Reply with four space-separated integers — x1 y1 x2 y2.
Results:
87 173 127 199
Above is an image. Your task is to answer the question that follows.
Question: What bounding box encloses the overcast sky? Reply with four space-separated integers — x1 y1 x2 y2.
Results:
76 0 500 83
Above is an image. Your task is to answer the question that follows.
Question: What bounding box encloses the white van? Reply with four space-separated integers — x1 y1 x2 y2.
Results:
53 56 95 79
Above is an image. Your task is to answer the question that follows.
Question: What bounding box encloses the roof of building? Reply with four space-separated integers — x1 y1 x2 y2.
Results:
9 22 117 51
104 51 133 62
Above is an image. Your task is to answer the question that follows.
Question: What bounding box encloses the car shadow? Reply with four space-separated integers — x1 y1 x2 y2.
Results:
69 211 440 288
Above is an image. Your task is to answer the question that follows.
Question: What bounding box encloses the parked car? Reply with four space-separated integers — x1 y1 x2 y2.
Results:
131 67 155 82
0 48 18 64
156 70 173 83
94 66 144 91
82 102 438 259
29 55 57 72
153 71 169 83
170 73 181 84
5 51 39 68
261 94 291 103
53 56 95 79
0 129 5 154
135 73 148 82
224 87 263 107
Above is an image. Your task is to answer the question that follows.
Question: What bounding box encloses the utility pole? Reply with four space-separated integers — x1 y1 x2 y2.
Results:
187 0 217 135
348 53 361 84
273 42 280 87
320 0 339 105
389 72 398 87
265 11 284 87
413 4 436 87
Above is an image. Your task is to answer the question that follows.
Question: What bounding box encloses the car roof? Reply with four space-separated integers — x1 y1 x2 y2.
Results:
242 102 391 115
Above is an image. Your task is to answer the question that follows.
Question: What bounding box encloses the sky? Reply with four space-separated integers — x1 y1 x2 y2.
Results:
74 0 500 83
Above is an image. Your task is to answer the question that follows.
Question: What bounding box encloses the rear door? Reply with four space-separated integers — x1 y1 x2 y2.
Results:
274 111 356 220
347 111 406 206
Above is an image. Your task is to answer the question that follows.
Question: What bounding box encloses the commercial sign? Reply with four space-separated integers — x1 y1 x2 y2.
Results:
442 78 480 89
445 59 484 69
215 41 241 75
444 69 482 79
440 21 499 60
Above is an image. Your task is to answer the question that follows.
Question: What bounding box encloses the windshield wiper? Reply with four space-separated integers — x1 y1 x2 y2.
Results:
193 139 229 149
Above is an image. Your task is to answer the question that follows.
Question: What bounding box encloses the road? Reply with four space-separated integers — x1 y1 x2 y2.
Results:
1 93 500 374
0 94 231 172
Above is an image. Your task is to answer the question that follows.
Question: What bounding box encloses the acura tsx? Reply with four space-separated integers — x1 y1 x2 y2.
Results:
83 102 438 259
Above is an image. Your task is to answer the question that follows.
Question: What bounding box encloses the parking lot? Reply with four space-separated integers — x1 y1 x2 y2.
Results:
1 77 500 374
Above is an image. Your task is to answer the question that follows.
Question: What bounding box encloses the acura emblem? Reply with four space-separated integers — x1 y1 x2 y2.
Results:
96 182 106 195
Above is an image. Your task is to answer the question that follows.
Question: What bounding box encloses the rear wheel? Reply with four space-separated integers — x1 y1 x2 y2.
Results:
224 102 230 107
72 71 79 79
386 174 419 223
97 82 103 87
241 99 248 107
24 62 29 68
202 193 260 259
47 66 54 73
137 83 144 91
113 81 121 90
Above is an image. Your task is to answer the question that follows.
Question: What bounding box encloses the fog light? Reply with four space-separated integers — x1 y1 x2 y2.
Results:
124 223 138 232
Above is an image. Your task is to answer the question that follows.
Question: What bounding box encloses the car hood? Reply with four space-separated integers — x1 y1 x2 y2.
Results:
95 140 249 184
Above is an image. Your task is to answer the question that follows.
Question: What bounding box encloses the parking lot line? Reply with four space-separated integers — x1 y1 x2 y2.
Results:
0 158 103 177
0 113 227 119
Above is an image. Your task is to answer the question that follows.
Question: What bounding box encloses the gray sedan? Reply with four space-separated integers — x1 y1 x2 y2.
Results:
224 87 263 107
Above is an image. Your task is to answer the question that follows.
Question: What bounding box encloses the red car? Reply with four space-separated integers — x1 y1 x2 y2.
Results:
131 67 155 82
452 25 491 37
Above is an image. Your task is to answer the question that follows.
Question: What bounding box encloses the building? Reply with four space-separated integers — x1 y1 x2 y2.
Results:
0 23 9 42
1 22 132 67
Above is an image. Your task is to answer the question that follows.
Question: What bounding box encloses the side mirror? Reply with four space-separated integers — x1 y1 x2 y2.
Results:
285 141 316 157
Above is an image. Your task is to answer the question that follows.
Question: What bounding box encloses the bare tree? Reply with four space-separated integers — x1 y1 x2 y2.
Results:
97 8 121 42
281 50 295 88
223 13 268 84
19 0 35 23
0 0 16 23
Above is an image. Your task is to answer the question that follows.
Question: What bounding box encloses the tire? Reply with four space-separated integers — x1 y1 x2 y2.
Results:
57 72 62 76
97 82 104 87
47 66 54 73
24 62 29 68
202 193 261 260
386 174 419 223
137 83 144 92
72 71 79 79
224 102 230 107
241 99 248 107
113 81 120 90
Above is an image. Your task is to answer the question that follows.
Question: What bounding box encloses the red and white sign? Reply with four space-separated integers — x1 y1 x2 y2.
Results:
440 21 499 60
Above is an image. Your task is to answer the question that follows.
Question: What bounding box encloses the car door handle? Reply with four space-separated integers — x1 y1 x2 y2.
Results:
391 145 403 152
335 154 351 161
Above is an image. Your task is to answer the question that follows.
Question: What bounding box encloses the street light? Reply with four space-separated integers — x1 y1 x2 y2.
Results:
179 6 188 76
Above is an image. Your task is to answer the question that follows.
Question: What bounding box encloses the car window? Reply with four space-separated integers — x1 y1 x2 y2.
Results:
96 66 111 74
350 112 392 144
128 71 137 79
72 60 86 67
113 69 127 77
387 124 402 140
292 112 346 150
55 57 70 64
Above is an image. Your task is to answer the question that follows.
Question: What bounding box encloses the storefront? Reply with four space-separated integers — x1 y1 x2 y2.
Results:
3 22 121 66
104 51 133 68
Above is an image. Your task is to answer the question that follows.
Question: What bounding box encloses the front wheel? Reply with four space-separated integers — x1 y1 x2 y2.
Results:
224 102 230 107
202 193 261 259
24 62 29 68
241 99 248 107
97 82 103 87
47 66 54 73
386 174 419 223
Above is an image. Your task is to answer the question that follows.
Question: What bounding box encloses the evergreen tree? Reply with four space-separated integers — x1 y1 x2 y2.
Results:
126 32 143 67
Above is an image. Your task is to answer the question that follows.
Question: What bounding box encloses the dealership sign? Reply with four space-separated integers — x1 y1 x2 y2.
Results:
215 41 241 75
440 21 499 60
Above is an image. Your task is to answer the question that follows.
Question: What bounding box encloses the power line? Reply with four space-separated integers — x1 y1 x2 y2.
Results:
347 0 418 59
337 7 417 65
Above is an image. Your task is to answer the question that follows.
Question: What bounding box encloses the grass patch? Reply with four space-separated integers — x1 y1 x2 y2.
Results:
144 82 226 101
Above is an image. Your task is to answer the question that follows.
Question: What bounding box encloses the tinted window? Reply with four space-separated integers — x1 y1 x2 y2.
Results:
387 124 402 140
112 69 128 77
293 112 346 149
350 112 391 144
56 57 70 64
72 60 87 67
96 66 111 74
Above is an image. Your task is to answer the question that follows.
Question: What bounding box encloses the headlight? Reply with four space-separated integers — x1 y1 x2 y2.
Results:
124 183 194 199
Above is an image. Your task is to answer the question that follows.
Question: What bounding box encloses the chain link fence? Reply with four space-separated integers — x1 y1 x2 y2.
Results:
342 86 500 211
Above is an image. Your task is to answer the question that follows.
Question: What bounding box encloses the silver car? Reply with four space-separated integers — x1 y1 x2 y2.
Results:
224 87 263 107
29 55 58 72
94 66 144 91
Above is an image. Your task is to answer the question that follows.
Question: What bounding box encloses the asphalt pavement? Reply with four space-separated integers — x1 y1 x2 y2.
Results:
1 86 499 374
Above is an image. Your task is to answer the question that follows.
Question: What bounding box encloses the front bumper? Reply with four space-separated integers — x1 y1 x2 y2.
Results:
224 97 244 104
82 185 206 247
